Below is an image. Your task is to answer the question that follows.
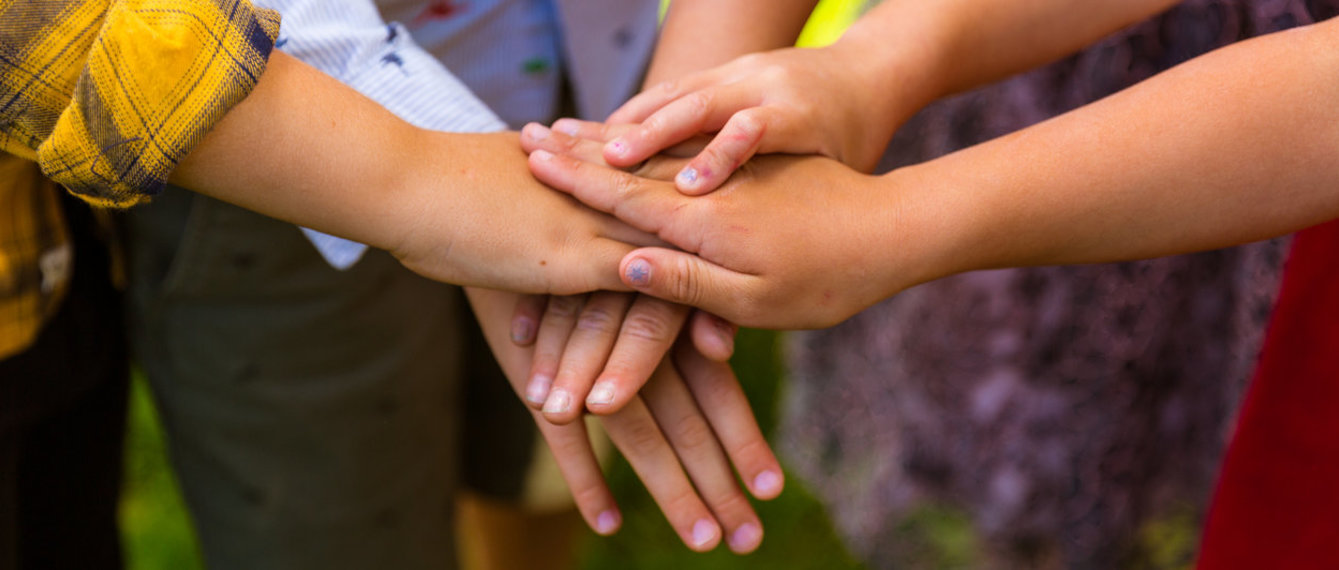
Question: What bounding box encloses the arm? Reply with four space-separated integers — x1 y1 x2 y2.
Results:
525 18 1339 328
644 0 819 85
174 51 649 294
604 0 1180 192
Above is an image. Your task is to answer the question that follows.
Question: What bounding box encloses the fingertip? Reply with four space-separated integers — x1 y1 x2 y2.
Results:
511 316 536 345
595 509 622 536
689 518 722 552
541 387 577 423
552 117 582 136
524 373 552 408
519 122 550 149
728 522 763 554
585 379 622 414
622 256 654 289
751 469 785 500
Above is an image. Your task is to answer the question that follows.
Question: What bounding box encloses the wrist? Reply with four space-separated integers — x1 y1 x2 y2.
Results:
827 10 954 156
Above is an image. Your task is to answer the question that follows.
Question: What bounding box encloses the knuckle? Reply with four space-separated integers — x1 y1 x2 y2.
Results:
665 256 705 307
619 308 677 344
546 295 585 320
575 303 622 334
619 418 667 455
670 413 717 453
704 489 751 517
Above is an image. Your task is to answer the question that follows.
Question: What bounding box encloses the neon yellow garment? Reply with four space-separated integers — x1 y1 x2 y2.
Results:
0 0 279 358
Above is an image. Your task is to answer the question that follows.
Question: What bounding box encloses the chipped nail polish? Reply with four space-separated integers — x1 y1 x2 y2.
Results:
625 258 651 287
677 166 698 186
609 140 629 157
543 388 572 414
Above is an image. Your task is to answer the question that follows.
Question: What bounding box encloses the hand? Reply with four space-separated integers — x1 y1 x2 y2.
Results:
523 123 928 329
510 292 737 424
467 288 784 554
600 45 903 195
388 131 664 295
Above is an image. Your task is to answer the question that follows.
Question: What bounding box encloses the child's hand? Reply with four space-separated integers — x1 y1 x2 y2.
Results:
468 288 783 554
600 45 899 195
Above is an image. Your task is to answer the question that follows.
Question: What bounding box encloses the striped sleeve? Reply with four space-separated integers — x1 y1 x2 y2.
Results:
0 0 281 207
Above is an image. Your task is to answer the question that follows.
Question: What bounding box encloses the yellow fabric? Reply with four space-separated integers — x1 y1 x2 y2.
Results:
0 0 279 359
0 0 281 206
0 156 71 359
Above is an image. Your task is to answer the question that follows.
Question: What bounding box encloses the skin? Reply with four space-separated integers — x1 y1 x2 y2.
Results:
512 0 819 425
155 49 785 549
469 288 783 553
602 0 1182 193
171 51 650 295
523 16 1339 328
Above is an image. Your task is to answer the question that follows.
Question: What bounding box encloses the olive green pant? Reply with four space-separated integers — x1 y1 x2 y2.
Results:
125 188 536 570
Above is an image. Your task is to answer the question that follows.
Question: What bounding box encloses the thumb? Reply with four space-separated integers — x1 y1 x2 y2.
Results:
620 248 759 326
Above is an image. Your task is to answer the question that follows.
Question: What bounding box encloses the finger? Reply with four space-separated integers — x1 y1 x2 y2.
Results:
675 108 772 195
585 296 690 415
621 249 762 327
524 295 585 408
643 359 765 554
531 412 622 535
688 310 737 362
529 149 691 239
673 341 785 503
551 118 636 142
520 122 609 164
602 397 723 552
510 294 548 346
604 86 761 168
542 292 636 424
607 72 723 125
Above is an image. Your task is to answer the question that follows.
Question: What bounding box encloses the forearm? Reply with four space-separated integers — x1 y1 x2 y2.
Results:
646 0 819 84
172 51 437 254
831 0 1179 137
899 19 1339 285
174 52 636 293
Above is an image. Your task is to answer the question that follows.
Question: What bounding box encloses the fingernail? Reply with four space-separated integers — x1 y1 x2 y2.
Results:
596 510 620 535
554 118 580 136
715 323 735 355
525 374 552 405
608 139 628 158
523 122 550 141
587 381 616 406
543 388 572 414
691 519 718 548
729 522 761 552
677 166 698 186
532 149 554 162
511 317 534 344
753 470 782 496
625 258 651 287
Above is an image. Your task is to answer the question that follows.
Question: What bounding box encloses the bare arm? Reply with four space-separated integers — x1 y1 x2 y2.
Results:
172 51 648 294
642 0 819 86
525 18 1339 328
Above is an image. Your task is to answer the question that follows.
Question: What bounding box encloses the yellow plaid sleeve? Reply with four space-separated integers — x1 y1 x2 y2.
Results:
0 0 281 207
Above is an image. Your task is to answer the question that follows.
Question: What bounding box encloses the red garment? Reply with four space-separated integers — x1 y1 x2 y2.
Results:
1199 220 1339 568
